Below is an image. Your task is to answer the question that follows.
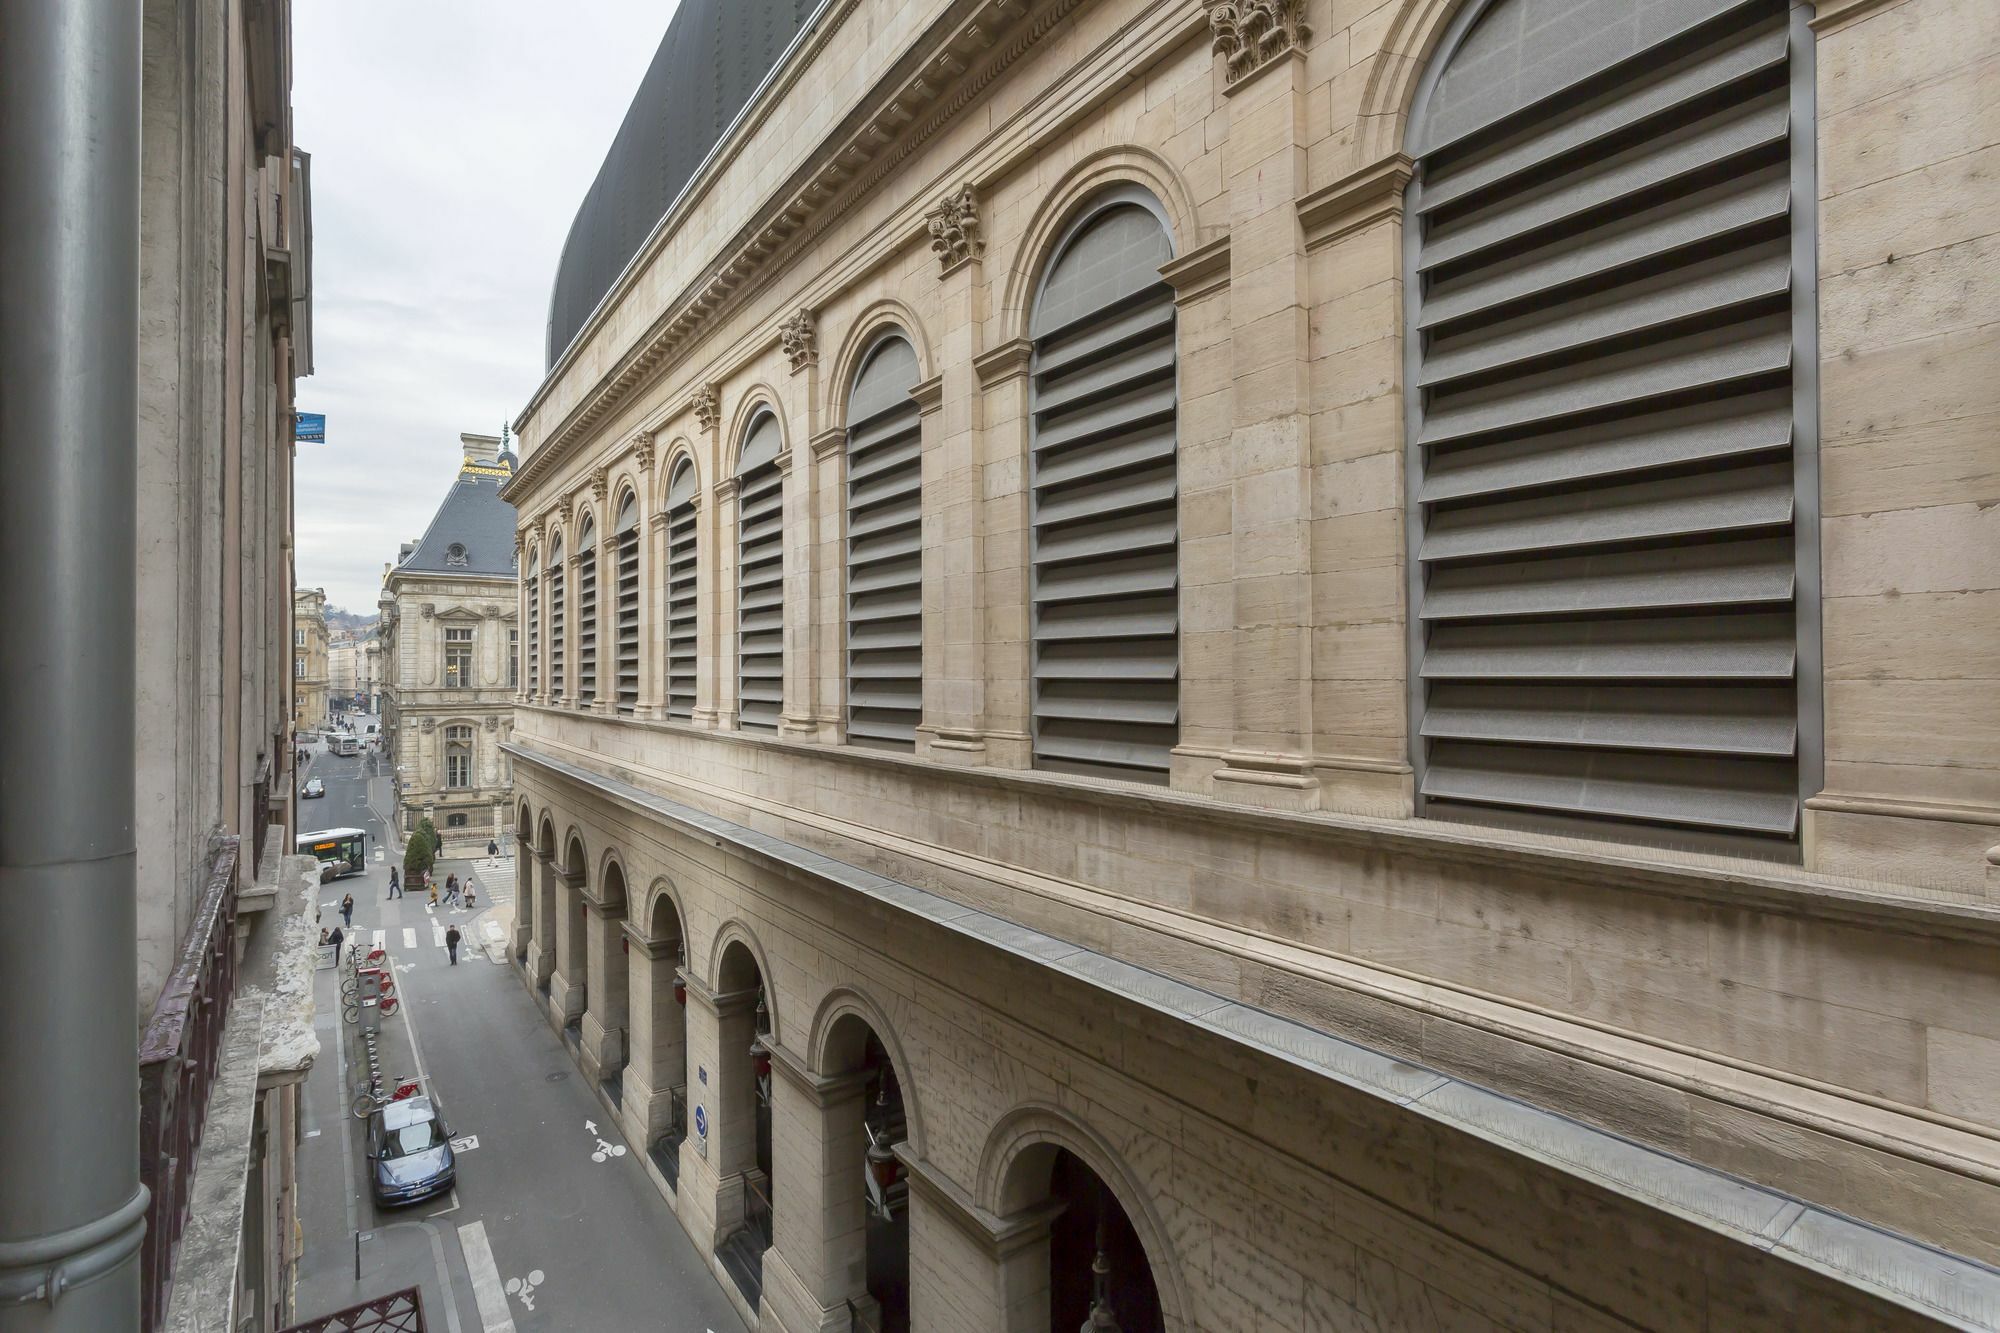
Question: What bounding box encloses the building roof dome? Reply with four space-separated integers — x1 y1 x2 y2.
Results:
545 0 820 368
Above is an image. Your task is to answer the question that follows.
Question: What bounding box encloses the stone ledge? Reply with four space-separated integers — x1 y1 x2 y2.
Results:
507 703 2000 946
508 739 2000 1327
162 996 265 1333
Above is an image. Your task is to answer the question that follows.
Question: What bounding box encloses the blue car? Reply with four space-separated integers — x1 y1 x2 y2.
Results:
366 1095 456 1206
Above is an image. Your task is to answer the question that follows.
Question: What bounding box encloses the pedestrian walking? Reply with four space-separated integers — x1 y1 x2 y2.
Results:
444 873 460 906
427 877 439 909
388 866 401 899
327 924 345 966
445 925 462 966
486 839 498 858
340 893 354 928
463 882 476 910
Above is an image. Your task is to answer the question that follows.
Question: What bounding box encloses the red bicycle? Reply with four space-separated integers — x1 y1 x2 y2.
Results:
352 1074 422 1119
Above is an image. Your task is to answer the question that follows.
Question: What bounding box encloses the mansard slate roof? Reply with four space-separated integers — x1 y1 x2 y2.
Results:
398 454 518 578
544 0 821 368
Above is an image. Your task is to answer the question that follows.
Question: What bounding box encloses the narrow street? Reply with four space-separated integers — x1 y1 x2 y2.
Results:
292 727 745 1333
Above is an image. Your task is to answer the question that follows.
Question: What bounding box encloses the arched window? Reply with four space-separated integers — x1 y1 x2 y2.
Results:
574 515 599 705
445 724 474 789
614 492 641 712
844 335 923 750
1028 192 1178 783
547 535 566 698
526 551 540 694
665 460 699 720
736 411 785 732
1404 0 1814 853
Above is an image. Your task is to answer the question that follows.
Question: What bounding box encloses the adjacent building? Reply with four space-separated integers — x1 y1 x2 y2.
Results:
379 434 520 852
292 586 329 729
501 1 2000 1330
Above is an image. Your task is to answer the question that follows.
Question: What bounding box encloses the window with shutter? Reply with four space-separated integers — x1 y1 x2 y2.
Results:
737 413 785 732
666 461 699 720
1028 194 1179 783
527 555 540 693
548 537 566 698
844 336 924 750
1405 0 1816 853
614 493 641 712
575 517 598 705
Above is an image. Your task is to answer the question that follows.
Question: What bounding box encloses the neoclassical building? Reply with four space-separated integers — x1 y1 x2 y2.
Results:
292 585 329 729
379 433 519 850
503 1 2000 1330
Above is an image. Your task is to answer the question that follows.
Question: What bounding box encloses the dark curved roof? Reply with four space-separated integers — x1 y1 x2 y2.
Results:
546 0 821 368
400 455 518 579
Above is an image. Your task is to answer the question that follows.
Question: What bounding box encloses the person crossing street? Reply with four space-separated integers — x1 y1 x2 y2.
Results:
444 924 462 966
387 866 401 899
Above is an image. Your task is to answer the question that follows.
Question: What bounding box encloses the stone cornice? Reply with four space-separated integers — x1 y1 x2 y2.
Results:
506 0 1088 502
1298 154 1414 252
809 426 847 461
909 373 946 415
713 476 742 504
972 338 1032 387
1808 0 1905 31
1160 233 1230 305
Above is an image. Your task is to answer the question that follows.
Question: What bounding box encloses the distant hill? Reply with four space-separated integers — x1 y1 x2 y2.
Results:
325 608 379 636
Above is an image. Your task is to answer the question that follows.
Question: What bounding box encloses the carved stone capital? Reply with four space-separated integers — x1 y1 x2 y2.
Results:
589 466 609 508
779 308 818 374
926 183 983 275
484 714 499 731
632 431 656 472
690 385 720 434
1207 0 1310 87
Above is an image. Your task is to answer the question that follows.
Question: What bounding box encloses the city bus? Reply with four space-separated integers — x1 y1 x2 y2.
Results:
298 828 367 881
329 733 361 757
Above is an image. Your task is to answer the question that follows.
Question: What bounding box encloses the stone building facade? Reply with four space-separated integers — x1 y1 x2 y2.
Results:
132 0 322 1328
291 585 328 730
504 1 2000 1330
379 434 519 851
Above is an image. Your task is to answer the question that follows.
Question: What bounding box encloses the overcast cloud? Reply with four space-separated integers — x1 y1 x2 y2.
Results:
292 0 674 615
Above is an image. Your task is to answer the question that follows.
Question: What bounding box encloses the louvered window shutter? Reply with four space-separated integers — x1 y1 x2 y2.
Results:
1029 200 1178 783
665 462 699 720
527 559 540 693
737 415 786 732
615 495 641 712
845 337 924 750
547 540 566 697
575 517 598 705
1407 0 1812 851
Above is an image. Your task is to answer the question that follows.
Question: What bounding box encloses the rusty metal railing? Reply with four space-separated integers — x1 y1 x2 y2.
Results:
278 1286 426 1332
136 832 241 1333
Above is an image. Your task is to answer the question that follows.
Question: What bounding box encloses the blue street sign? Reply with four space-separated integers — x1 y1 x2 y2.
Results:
296 411 325 443
693 1105 708 1139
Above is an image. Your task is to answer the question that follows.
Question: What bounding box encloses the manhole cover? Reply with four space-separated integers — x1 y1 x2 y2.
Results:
545 1071 568 1083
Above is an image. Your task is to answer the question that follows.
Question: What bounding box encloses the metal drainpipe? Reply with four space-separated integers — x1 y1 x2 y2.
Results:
0 0 146 1329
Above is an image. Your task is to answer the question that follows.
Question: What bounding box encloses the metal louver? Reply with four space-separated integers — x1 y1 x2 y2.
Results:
1407 0 1813 851
526 558 540 693
737 414 785 732
547 539 566 698
666 462 698 720
1029 199 1178 783
575 517 598 705
845 337 923 750
615 494 640 712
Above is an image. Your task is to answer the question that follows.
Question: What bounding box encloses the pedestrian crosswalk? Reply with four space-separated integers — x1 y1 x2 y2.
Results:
470 855 516 907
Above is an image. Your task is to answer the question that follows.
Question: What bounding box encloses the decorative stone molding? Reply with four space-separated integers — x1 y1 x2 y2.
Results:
510 0 1088 492
909 373 946 416
1809 0 1904 31
1160 234 1231 305
690 385 719 434
420 718 436 734
809 426 846 462
1297 154 1414 252
926 183 983 275
770 448 794 477
420 603 436 619
482 604 501 618
1207 0 1311 87
484 715 499 731
779 308 818 374
973 338 1033 387
632 431 656 473
589 466 609 508
713 476 742 505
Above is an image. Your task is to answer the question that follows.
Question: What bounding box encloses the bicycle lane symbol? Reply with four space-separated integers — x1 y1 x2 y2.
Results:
504 1268 546 1312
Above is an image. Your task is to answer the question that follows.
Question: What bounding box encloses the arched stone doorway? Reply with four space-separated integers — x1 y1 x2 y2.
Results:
629 886 689 1188
530 816 559 995
582 856 631 1091
512 799 533 967
712 938 774 1308
1043 1151 1161 1333
818 1013 911 1333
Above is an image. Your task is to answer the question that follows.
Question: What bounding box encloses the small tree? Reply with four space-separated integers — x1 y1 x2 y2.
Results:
404 818 439 880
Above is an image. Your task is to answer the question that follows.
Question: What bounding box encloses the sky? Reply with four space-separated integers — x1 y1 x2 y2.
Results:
291 0 675 615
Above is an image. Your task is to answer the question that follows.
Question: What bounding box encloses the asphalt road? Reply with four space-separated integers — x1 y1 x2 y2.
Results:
292 730 746 1333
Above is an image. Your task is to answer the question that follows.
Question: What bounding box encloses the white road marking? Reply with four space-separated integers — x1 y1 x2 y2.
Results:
501 1268 545 1315
584 1119 596 1134
403 927 418 950
372 929 386 951
433 924 447 948
450 1134 479 1152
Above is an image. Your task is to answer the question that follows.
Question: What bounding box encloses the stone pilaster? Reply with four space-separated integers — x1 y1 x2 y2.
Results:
809 426 847 740
675 976 760 1258
578 895 629 1084
902 1153 1065 1333
619 928 686 1147
547 866 587 1028
969 338 1035 769
759 1044 872 1333
704 476 741 730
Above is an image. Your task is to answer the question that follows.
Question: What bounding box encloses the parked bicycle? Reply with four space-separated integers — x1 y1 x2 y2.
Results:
352 1073 422 1120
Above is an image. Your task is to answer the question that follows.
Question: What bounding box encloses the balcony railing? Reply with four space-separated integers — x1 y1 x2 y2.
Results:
137 832 241 1333
279 1286 427 1332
